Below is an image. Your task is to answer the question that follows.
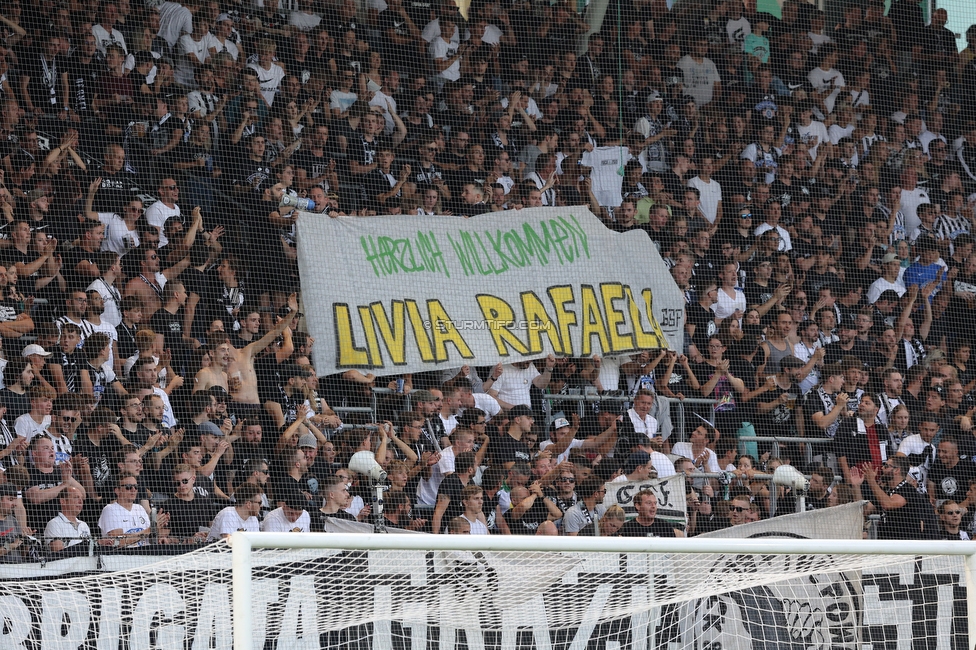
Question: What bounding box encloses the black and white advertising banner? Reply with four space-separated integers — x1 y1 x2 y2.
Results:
692 502 969 650
0 505 966 650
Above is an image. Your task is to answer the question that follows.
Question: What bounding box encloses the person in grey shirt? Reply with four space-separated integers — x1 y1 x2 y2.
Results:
562 477 607 536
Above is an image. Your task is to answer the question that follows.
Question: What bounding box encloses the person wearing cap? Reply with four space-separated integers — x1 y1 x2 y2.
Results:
211 14 240 61
798 362 851 439
823 316 870 366
619 489 685 538
539 415 616 465
261 489 311 533
492 404 534 470
870 291 902 333
21 344 55 395
295 429 329 499
198 420 233 501
633 91 674 173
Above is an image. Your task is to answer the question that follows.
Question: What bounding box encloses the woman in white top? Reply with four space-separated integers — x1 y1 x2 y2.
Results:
460 484 489 535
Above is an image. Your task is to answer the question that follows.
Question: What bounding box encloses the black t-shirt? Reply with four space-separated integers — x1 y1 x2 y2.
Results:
24 54 63 112
64 55 101 116
619 518 678 537
434 473 467 533
72 434 122 501
162 495 219 540
26 464 62 530
686 302 717 350
490 432 531 467
230 154 273 193
292 150 335 189
362 168 399 208
878 482 940 540
316 509 356 531
744 281 775 310
62 246 101 292
927 459 976 503
150 307 187 357
823 340 872 365
503 496 551 535
0 388 30 421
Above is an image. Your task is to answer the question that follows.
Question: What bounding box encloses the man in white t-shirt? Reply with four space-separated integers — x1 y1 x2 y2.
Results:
248 39 286 106
867 254 907 303
368 70 400 135
91 3 128 56
676 37 722 107
687 156 723 225
289 0 323 31
15 386 54 444
898 168 930 234
794 104 830 161
260 492 311 532
485 356 555 409
98 473 157 548
157 1 193 49
896 415 939 482
428 16 463 88
145 178 182 247
208 484 263 541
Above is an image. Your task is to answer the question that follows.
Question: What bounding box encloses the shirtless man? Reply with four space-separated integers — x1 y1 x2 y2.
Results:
197 294 299 424
122 246 190 320
193 334 233 394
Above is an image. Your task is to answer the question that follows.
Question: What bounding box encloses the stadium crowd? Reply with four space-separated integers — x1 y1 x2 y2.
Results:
0 0 973 556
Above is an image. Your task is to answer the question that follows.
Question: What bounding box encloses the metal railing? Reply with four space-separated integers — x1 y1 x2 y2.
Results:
542 393 718 442
737 435 835 467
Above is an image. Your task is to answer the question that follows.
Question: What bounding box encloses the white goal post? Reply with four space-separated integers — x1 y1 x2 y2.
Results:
230 533 976 650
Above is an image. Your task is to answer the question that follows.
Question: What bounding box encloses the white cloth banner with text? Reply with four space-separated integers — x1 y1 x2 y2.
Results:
296 207 685 376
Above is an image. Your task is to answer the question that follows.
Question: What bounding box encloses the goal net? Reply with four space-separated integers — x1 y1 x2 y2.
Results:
0 527 970 648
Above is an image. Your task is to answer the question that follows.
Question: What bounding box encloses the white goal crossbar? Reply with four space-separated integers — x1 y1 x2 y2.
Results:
230 532 976 650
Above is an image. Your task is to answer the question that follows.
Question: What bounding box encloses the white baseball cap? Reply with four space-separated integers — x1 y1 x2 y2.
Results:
21 344 52 358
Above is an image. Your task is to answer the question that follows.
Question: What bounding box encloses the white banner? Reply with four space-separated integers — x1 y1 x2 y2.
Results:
601 474 687 526
296 207 685 376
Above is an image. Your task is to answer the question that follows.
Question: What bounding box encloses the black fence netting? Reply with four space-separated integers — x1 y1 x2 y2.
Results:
0 0 970 569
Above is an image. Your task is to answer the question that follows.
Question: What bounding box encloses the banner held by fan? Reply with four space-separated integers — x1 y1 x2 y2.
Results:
296 207 685 376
